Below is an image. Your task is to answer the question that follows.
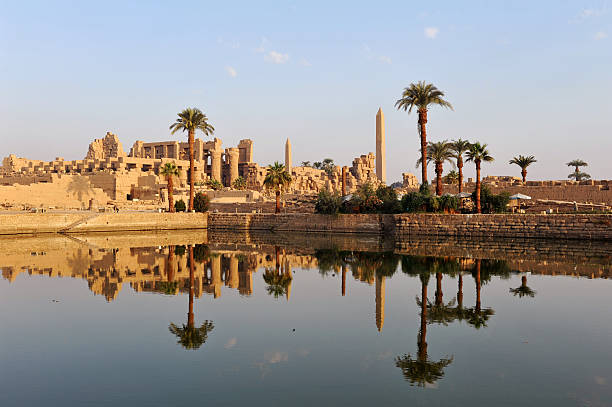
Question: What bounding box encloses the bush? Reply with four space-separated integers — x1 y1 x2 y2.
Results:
174 245 186 256
315 188 342 214
472 186 510 213
174 199 186 212
232 176 247 190
206 178 223 191
401 192 427 212
439 194 459 212
376 185 402 213
193 192 210 213
419 181 432 196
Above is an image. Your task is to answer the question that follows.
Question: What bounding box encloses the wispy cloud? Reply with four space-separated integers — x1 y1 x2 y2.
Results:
571 7 607 23
265 51 289 64
594 31 608 40
217 37 240 49
299 58 312 66
225 66 237 77
254 37 269 53
362 44 392 64
425 27 439 39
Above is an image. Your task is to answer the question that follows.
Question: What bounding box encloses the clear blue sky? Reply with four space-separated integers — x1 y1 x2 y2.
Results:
1 0 610 181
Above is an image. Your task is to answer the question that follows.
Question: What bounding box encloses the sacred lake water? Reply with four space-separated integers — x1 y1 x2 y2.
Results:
1 232 611 406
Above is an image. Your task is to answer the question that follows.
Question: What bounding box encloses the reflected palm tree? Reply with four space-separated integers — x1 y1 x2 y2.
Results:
395 270 453 386
510 275 536 298
263 246 292 299
169 245 214 349
452 271 470 322
466 259 495 329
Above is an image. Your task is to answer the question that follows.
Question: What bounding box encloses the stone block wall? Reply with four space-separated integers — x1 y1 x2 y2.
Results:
394 213 612 240
208 213 396 234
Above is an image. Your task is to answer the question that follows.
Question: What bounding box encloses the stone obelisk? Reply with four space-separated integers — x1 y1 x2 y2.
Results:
376 108 386 183
285 138 292 173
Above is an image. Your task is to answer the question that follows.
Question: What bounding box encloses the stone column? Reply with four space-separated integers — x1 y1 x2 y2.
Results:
211 255 221 299
228 148 240 185
376 108 386 183
285 138 292 173
211 150 222 182
228 256 239 288
342 166 348 196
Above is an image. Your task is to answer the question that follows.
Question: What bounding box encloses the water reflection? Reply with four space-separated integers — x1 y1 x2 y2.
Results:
168 245 214 350
396 266 453 387
510 275 537 298
263 246 293 299
1 233 611 405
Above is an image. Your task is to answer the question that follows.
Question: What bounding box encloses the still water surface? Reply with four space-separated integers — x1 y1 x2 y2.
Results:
1 233 611 406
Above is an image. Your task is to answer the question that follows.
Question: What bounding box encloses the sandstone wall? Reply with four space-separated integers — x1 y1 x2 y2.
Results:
432 181 612 204
395 213 612 240
208 213 396 234
209 213 611 241
0 212 207 235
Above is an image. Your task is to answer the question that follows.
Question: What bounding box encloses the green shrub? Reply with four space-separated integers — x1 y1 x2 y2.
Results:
206 178 223 191
419 181 432 196
439 195 459 212
426 195 441 212
193 192 210 213
401 192 427 212
472 186 510 213
174 199 186 212
315 188 342 214
232 176 247 190
174 245 186 256
376 186 402 213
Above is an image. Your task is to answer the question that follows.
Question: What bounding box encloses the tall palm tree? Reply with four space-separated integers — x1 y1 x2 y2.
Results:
160 162 180 212
395 81 453 185
566 159 591 181
510 275 536 298
168 245 214 349
169 108 215 211
509 155 537 182
416 141 454 196
450 139 471 193
263 162 292 213
466 142 494 213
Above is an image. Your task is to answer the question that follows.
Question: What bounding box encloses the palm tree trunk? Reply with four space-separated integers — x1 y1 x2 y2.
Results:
475 259 481 312
475 160 482 213
457 273 463 307
188 129 195 211
167 176 174 212
458 158 463 193
275 190 280 213
418 277 428 360
435 162 443 196
521 169 527 183
522 275 527 288
435 272 443 305
341 265 346 297
188 245 195 328
418 108 428 185
275 246 280 275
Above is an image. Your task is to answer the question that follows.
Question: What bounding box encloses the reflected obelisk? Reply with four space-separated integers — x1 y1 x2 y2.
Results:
376 275 385 332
